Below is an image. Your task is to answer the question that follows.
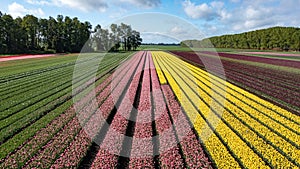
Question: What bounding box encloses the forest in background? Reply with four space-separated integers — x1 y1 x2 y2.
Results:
182 27 300 51
0 11 142 54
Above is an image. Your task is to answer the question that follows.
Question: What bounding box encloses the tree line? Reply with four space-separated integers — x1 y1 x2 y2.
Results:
0 11 142 54
181 27 300 51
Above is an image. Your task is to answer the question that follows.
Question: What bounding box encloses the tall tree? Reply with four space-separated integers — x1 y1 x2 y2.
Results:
22 15 39 50
184 26 300 51
0 11 141 54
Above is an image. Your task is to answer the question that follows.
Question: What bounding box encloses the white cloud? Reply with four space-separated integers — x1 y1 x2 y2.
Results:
230 0 240 3
182 0 229 21
8 2 44 18
52 0 108 12
222 4 276 32
181 0 299 36
170 26 184 34
208 0 300 36
210 1 224 10
24 0 160 12
25 0 51 5
119 0 161 8
183 0 215 20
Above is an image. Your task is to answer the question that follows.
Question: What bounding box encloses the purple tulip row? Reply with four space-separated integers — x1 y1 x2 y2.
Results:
200 51 300 69
172 51 300 86
175 51 300 88
171 51 300 114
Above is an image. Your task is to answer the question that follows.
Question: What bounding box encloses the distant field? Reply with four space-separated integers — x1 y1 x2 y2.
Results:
236 52 300 61
139 45 300 53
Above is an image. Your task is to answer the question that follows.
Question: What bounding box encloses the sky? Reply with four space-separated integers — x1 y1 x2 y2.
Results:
1 0 300 43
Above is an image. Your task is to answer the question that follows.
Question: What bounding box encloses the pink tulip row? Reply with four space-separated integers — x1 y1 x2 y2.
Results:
134 55 152 138
78 53 143 139
128 53 155 168
82 53 144 141
0 64 115 168
48 52 145 168
90 52 147 167
149 56 185 168
161 85 212 168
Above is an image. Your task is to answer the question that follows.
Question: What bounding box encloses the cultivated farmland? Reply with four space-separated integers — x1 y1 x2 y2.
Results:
0 50 299 168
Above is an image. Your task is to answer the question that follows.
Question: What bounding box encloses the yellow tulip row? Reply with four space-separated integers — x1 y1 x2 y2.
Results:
163 52 300 167
167 54 300 163
152 54 167 84
154 52 271 168
181 58 300 136
152 51 241 168
151 51 299 168
164 56 298 168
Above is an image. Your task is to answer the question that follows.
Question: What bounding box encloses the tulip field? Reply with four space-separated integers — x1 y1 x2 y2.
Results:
0 50 299 168
171 51 300 115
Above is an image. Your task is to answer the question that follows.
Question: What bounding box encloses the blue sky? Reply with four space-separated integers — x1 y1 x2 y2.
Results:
1 0 300 43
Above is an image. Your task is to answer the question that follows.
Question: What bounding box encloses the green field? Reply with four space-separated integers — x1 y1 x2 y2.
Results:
0 52 132 160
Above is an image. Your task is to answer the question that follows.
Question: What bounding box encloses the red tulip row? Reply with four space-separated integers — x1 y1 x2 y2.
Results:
161 85 212 168
48 52 145 168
